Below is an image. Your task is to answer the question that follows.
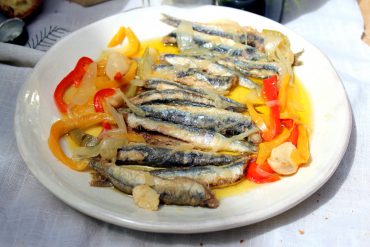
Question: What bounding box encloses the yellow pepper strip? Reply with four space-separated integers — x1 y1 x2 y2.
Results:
108 27 126 48
291 125 310 165
48 113 114 171
256 127 291 165
278 74 290 113
122 27 140 58
95 76 120 90
121 60 138 85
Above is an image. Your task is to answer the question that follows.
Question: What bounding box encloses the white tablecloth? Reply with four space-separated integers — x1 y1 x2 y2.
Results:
1 0 369 246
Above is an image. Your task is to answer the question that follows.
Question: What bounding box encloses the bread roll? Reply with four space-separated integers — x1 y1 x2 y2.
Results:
0 0 42 19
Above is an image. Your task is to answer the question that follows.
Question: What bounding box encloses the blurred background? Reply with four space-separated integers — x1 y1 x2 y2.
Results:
3 0 367 50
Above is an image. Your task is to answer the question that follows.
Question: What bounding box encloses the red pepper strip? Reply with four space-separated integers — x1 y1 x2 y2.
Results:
93 88 116 130
259 161 275 174
54 57 94 113
280 118 293 128
281 119 299 146
114 72 123 82
246 160 280 184
262 75 281 141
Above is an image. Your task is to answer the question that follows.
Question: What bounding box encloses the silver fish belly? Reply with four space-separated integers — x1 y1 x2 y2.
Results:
116 143 241 167
89 159 219 208
139 104 257 136
126 114 257 153
150 158 249 187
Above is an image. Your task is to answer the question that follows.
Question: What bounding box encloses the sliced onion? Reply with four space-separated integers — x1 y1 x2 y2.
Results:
177 21 196 52
98 128 127 139
262 30 295 82
105 52 130 81
130 79 145 87
70 62 97 105
73 145 101 159
104 99 127 133
138 47 159 80
99 138 128 161
228 127 260 142
125 84 138 98
118 90 145 117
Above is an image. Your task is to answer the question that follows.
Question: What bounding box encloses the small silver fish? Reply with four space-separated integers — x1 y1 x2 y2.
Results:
152 64 237 94
130 88 245 112
162 30 266 61
126 114 257 153
117 143 241 167
160 54 258 89
139 104 257 136
150 158 249 187
89 159 219 208
142 78 246 112
217 58 280 79
143 77 204 94
161 13 264 50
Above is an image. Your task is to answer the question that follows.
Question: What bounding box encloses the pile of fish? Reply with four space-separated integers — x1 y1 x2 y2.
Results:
86 14 286 210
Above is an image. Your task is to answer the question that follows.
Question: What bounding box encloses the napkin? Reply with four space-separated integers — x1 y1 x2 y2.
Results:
1 0 370 246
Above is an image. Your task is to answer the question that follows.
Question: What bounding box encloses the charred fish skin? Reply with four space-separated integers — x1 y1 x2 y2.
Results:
139 104 255 136
160 53 258 89
89 159 219 208
116 143 241 167
161 14 264 49
150 158 249 187
126 114 258 153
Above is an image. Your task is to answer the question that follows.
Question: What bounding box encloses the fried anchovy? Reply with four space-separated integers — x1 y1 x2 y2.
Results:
143 77 205 94
152 64 237 94
150 158 249 187
160 54 258 89
130 88 245 112
217 58 280 79
162 31 266 61
139 104 257 136
126 114 257 153
161 13 264 49
89 159 219 208
143 78 245 111
116 143 241 167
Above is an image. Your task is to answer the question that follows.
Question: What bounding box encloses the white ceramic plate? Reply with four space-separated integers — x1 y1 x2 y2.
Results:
15 5 351 233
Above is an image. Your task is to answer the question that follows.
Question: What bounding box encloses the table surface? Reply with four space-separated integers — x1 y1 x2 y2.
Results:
1 0 369 246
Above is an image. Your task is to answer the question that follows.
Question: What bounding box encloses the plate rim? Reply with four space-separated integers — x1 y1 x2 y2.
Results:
14 5 352 233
